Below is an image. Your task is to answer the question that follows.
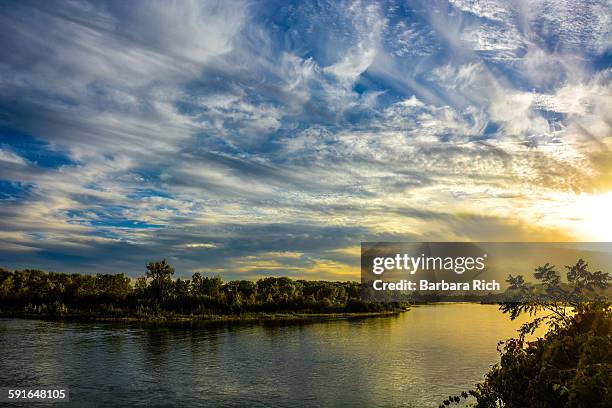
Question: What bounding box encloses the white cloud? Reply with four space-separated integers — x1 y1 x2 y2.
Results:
323 2 386 83
0 0 610 277
184 243 217 249
0 148 26 166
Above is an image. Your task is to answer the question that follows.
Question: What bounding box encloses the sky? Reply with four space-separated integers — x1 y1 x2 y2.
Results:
0 0 610 280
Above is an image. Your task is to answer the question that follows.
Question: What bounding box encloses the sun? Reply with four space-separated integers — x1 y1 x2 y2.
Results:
567 192 612 241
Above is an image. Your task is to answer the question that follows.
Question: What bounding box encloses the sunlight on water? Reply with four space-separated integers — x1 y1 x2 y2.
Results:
0 304 547 407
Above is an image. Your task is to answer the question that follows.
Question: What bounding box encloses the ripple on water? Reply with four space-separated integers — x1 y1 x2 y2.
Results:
0 305 542 407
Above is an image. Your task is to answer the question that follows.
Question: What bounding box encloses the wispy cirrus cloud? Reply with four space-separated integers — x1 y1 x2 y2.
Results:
0 0 610 279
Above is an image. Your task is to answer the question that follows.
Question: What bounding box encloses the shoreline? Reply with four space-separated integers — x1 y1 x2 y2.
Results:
0 309 407 324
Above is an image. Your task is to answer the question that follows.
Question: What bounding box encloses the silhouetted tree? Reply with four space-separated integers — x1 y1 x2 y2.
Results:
145 259 175 304
443 259 612 408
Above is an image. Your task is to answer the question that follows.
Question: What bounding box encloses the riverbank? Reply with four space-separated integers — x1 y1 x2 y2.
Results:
0 309 407 323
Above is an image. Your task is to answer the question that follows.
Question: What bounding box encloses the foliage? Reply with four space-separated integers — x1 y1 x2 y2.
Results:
0 262 401 318
145 259 175 303
441 259 612 408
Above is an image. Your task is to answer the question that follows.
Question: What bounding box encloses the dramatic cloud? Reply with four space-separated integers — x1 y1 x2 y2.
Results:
0 0 610 279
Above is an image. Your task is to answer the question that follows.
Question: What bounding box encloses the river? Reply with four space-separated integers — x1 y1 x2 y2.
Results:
0 304 544 407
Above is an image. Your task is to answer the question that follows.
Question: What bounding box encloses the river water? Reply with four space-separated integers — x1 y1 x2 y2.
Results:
0 304 542 407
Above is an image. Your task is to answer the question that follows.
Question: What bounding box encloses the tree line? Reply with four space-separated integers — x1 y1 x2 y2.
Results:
0 259 401 317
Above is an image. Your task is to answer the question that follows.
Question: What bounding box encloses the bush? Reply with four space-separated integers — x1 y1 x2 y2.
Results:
443 260 612 408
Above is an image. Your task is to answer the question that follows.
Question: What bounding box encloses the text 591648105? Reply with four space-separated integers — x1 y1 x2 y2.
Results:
1 388 68 402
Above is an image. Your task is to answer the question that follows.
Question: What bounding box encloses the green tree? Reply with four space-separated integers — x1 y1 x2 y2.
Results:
145 259 175 304
200 275 222 298
191 272 203 295
443 259 612 408
0 265 403 317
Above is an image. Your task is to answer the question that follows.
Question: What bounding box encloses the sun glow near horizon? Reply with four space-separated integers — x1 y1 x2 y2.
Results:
544 192 612 242
567 192 612 242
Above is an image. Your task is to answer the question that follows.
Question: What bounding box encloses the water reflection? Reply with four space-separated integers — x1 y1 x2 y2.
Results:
0 304 545 407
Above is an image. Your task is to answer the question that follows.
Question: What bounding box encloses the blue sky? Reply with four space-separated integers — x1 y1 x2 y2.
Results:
0 0 610 279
